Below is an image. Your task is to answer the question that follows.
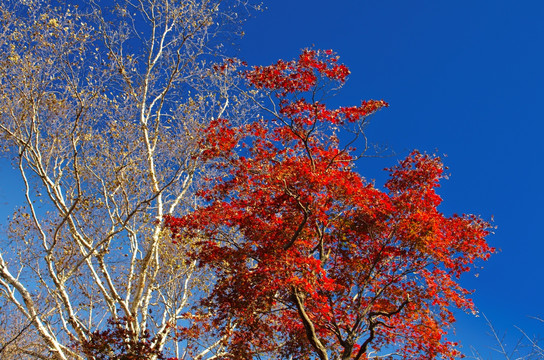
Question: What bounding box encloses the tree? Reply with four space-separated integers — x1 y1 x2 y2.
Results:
0 298 48 359
0 0 258 359
165 50 494 359
469 315 544 360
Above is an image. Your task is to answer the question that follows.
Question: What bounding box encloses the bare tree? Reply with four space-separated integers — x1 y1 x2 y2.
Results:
0 298 50 359
0 0 258 359
469 315 544 360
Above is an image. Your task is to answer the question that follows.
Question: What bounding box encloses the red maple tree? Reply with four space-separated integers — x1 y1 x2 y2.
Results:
165 50 493 360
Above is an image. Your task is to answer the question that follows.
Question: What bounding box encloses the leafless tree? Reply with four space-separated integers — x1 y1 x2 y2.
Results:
469 314 544 360
0 298 50 359
0 0 258 359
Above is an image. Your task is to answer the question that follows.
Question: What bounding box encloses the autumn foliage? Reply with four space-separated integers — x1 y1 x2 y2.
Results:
165 50 493 360
78 317 172 360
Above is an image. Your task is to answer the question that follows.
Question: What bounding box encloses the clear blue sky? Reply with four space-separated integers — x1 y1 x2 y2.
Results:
237 0 544 357
0 0 542 357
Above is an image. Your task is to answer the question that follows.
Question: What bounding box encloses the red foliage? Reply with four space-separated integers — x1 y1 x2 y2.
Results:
78 317 177 360
165 50 493 360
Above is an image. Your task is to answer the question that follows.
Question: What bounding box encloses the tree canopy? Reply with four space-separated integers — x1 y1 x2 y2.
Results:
165 50 493 360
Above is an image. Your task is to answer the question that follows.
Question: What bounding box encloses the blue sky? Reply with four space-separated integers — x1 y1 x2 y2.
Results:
236 0 544 357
